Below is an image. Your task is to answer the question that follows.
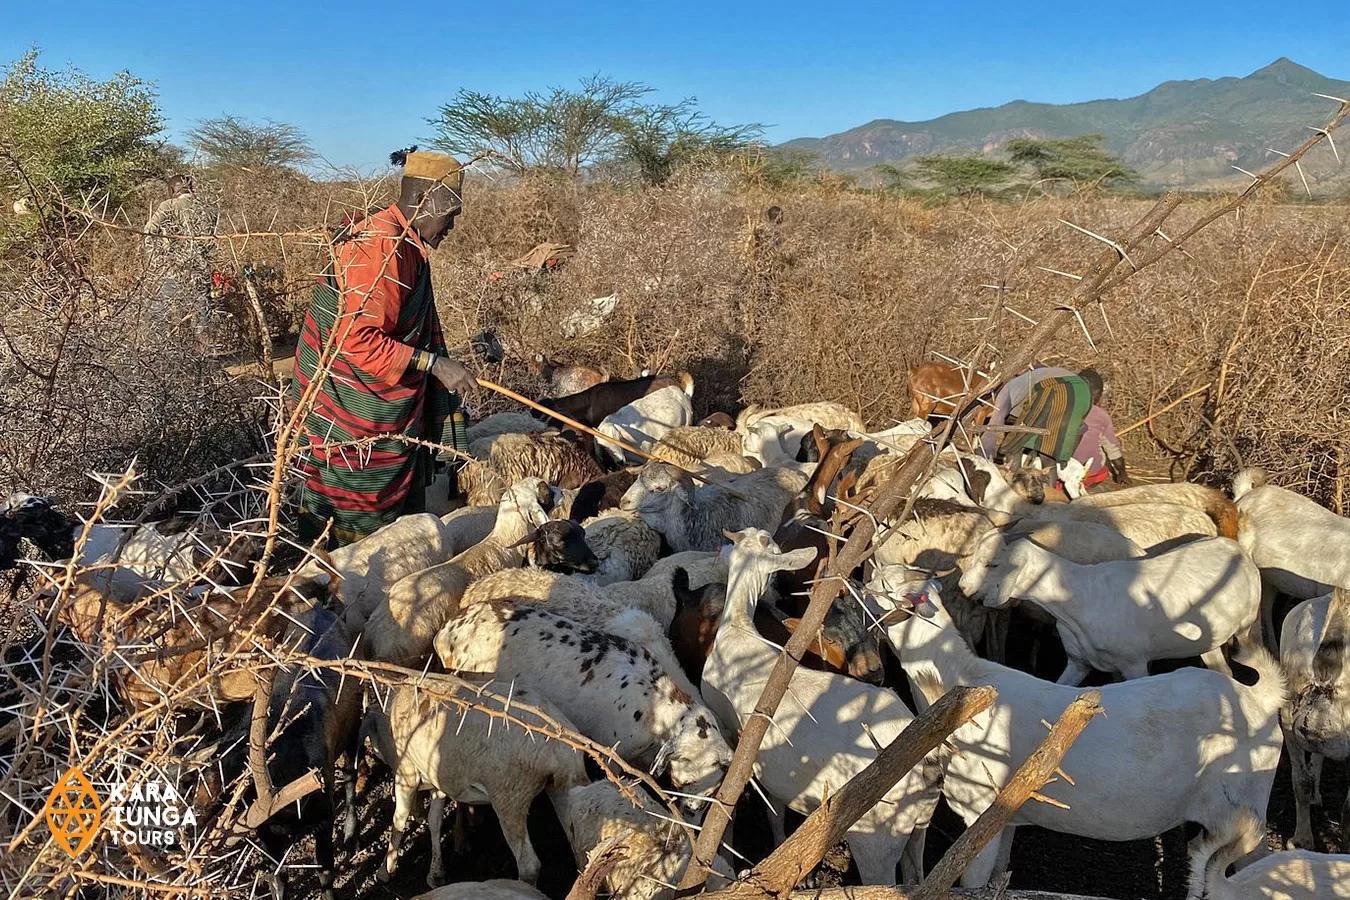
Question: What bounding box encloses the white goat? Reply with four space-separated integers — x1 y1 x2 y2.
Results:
458 567 702 699
1190 808 1350 900
297 512 458 621
364 683 588 887
870 572 1286 895
599 385 694 467
700 528 941 884
960 535 1260 682
434 603 733 806
1234 467 1350 645
462 556 697 630
1075 481 1241 539
413 882 547 900
741 417 814 468
736 401 865 434
552 781 735 899
1279 589 1350 850
362 478 553 664
620 463 806 553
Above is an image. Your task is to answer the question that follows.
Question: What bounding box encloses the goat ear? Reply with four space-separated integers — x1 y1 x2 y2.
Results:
967 470 991 506
779 546 819 571
1314 586 1350 681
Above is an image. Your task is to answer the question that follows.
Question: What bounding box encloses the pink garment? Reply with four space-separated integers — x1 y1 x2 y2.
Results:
1073 405 1123 475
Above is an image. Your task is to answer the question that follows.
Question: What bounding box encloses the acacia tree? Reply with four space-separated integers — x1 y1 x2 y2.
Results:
1006 134 1138 187
429 75 757 181
430 75 648 175
0 49 164 200
186 116 315 171
612 98 761 184
912 155 1019 197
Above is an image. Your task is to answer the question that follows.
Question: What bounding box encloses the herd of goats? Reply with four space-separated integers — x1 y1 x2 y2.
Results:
3 357 1350 900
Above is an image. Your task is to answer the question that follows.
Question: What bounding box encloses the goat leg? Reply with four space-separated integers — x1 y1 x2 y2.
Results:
380 770 418 882
316 755 338 900
427 793 448 887
1340 784 1349 848
341 727 361 850
1288 746 1318 850
1055 658 1091 687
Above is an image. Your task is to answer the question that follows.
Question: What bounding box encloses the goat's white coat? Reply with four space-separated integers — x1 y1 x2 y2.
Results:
581 511 662 585
599 385 694 466
365 684 588 887
1278 593 1350 850
552 781 734 899
870 571 1286 891
1235 469 1350 601
700 529 940 885
435 603 733 801
621 463 806 553
961 535 1260 682
362 480 551 664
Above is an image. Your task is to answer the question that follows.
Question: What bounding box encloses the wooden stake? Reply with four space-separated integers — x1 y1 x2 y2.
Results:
911 691 1104 900
704 686 996 899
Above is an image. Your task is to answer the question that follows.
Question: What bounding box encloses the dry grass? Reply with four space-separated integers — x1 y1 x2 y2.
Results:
425 177 1350 505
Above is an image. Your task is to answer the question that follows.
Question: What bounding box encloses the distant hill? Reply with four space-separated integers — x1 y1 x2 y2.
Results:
783 58 1350 192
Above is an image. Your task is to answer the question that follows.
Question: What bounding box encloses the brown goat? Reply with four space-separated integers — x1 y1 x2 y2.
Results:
56 572 333 712
909 361 991 424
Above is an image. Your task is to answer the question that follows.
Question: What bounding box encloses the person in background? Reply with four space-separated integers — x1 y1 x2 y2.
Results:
290 149 477 547
144 173 217 332
979 363 1078 460
1074 369 1129 490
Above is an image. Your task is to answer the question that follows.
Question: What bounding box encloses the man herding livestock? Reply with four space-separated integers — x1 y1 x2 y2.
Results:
290 149 477 547
981 364 1128 488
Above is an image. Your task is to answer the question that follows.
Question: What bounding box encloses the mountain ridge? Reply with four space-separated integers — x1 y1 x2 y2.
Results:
782 59 1350 191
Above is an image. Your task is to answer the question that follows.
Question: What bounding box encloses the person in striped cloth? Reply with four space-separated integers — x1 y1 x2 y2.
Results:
290 149 477 547
981 363 1096 476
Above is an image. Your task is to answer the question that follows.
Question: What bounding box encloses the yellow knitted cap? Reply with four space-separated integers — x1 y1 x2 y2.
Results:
402 151 463 182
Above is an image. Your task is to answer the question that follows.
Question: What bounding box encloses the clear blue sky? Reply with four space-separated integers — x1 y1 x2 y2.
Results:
6 1 1348 173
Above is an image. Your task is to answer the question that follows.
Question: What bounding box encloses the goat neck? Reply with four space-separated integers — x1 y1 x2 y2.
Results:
871 572 976 701
723 550 774 629
994 540 1072 611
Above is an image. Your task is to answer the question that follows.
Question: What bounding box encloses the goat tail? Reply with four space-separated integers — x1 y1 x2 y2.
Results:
1232 467 1268 502
1187 807 1264 900
1203 493 1241 540
734 404 763 435
1231 642 1288 711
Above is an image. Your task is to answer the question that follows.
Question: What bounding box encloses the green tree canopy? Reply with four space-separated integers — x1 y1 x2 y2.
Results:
0 49 164 200
429 74 757 182
1006 134 1138 187
612 98 761 185
430 75 649 176
911 155 1019 196
186 115 315 171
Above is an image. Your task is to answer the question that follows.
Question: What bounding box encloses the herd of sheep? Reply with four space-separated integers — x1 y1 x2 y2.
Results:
4 361 1350 900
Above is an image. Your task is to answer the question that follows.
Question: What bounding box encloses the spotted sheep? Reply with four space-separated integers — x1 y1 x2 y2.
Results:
433 601 733 810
